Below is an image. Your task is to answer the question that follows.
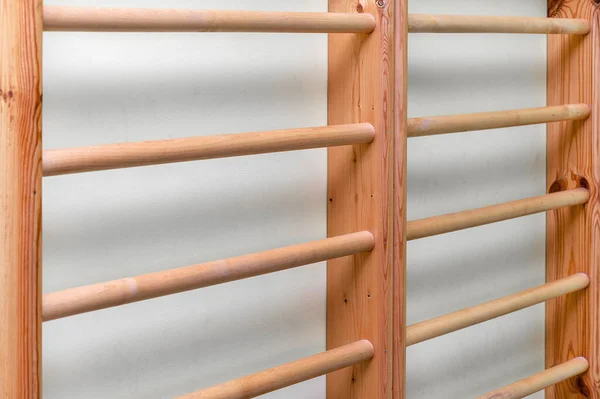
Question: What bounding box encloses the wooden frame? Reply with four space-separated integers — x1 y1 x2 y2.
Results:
0 0 43 398
327 0 407 398
0 0 597 398
546 0 600 397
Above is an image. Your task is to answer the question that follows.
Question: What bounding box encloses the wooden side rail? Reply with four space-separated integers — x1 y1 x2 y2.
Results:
174 340 374 399
407 104 590 138
326 1 407 397
43 6 376 33
408 14 590 34
475 357 589 399
43 123 375 176
546 2 599 396
42 231 374 321
407 188 589 241
406 273 589 346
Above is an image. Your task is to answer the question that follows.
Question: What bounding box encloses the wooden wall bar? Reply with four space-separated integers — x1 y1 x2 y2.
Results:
406 274 589 347
407 189 589 241
43 232 375 321
44 6 376 33
43 123 375 176
327 0 407 398
407 104 590 138
476 358 589 399
408 14 589 35
546 0 600 398
176 341 375 399
0 0 43 398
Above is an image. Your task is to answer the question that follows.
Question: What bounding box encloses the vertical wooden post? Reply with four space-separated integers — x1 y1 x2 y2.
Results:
327 0 407 398
0 0 43 398
546 1 599 398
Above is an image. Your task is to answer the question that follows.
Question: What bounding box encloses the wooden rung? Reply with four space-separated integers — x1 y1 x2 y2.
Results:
43 123 374 176
174 340 374 399
43 7 591 35
407 188 589 241
408 14 590 34
406 273 589 346
407 104 590 138
42 231 374 321
43 6 376 33
475 357 589 399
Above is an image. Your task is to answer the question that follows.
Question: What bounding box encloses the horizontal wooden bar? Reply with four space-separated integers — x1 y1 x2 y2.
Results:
174 340 374 399
43 231 374 321
406 273 589 346
43 6 376 33
407 104 590 138
408 14 590 34
475 357 589 399
407 188 589 241
43 123 374 176
43 8 591 35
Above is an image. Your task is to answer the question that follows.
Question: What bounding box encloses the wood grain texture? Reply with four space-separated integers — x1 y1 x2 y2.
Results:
43 6 376 33
327 0 407 398
392 0 408 396
175 340 374 399
0 0 43 398
43 123 375 176
546 1 600 398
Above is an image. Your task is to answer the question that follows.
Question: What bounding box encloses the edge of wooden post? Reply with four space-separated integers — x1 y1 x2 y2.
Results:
0 0 43 398
326 0 407 398
546 1 599 398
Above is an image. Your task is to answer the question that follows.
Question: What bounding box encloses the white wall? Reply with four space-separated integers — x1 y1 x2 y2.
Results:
43 1 547 398
407 1 547 398
43 1 327 398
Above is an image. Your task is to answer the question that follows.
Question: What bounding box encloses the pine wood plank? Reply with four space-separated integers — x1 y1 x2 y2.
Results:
0 0 43 398
546 1 599 398
327 0 407 398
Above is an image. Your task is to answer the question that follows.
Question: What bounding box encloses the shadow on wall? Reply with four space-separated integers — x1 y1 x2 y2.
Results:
44 283 325 398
